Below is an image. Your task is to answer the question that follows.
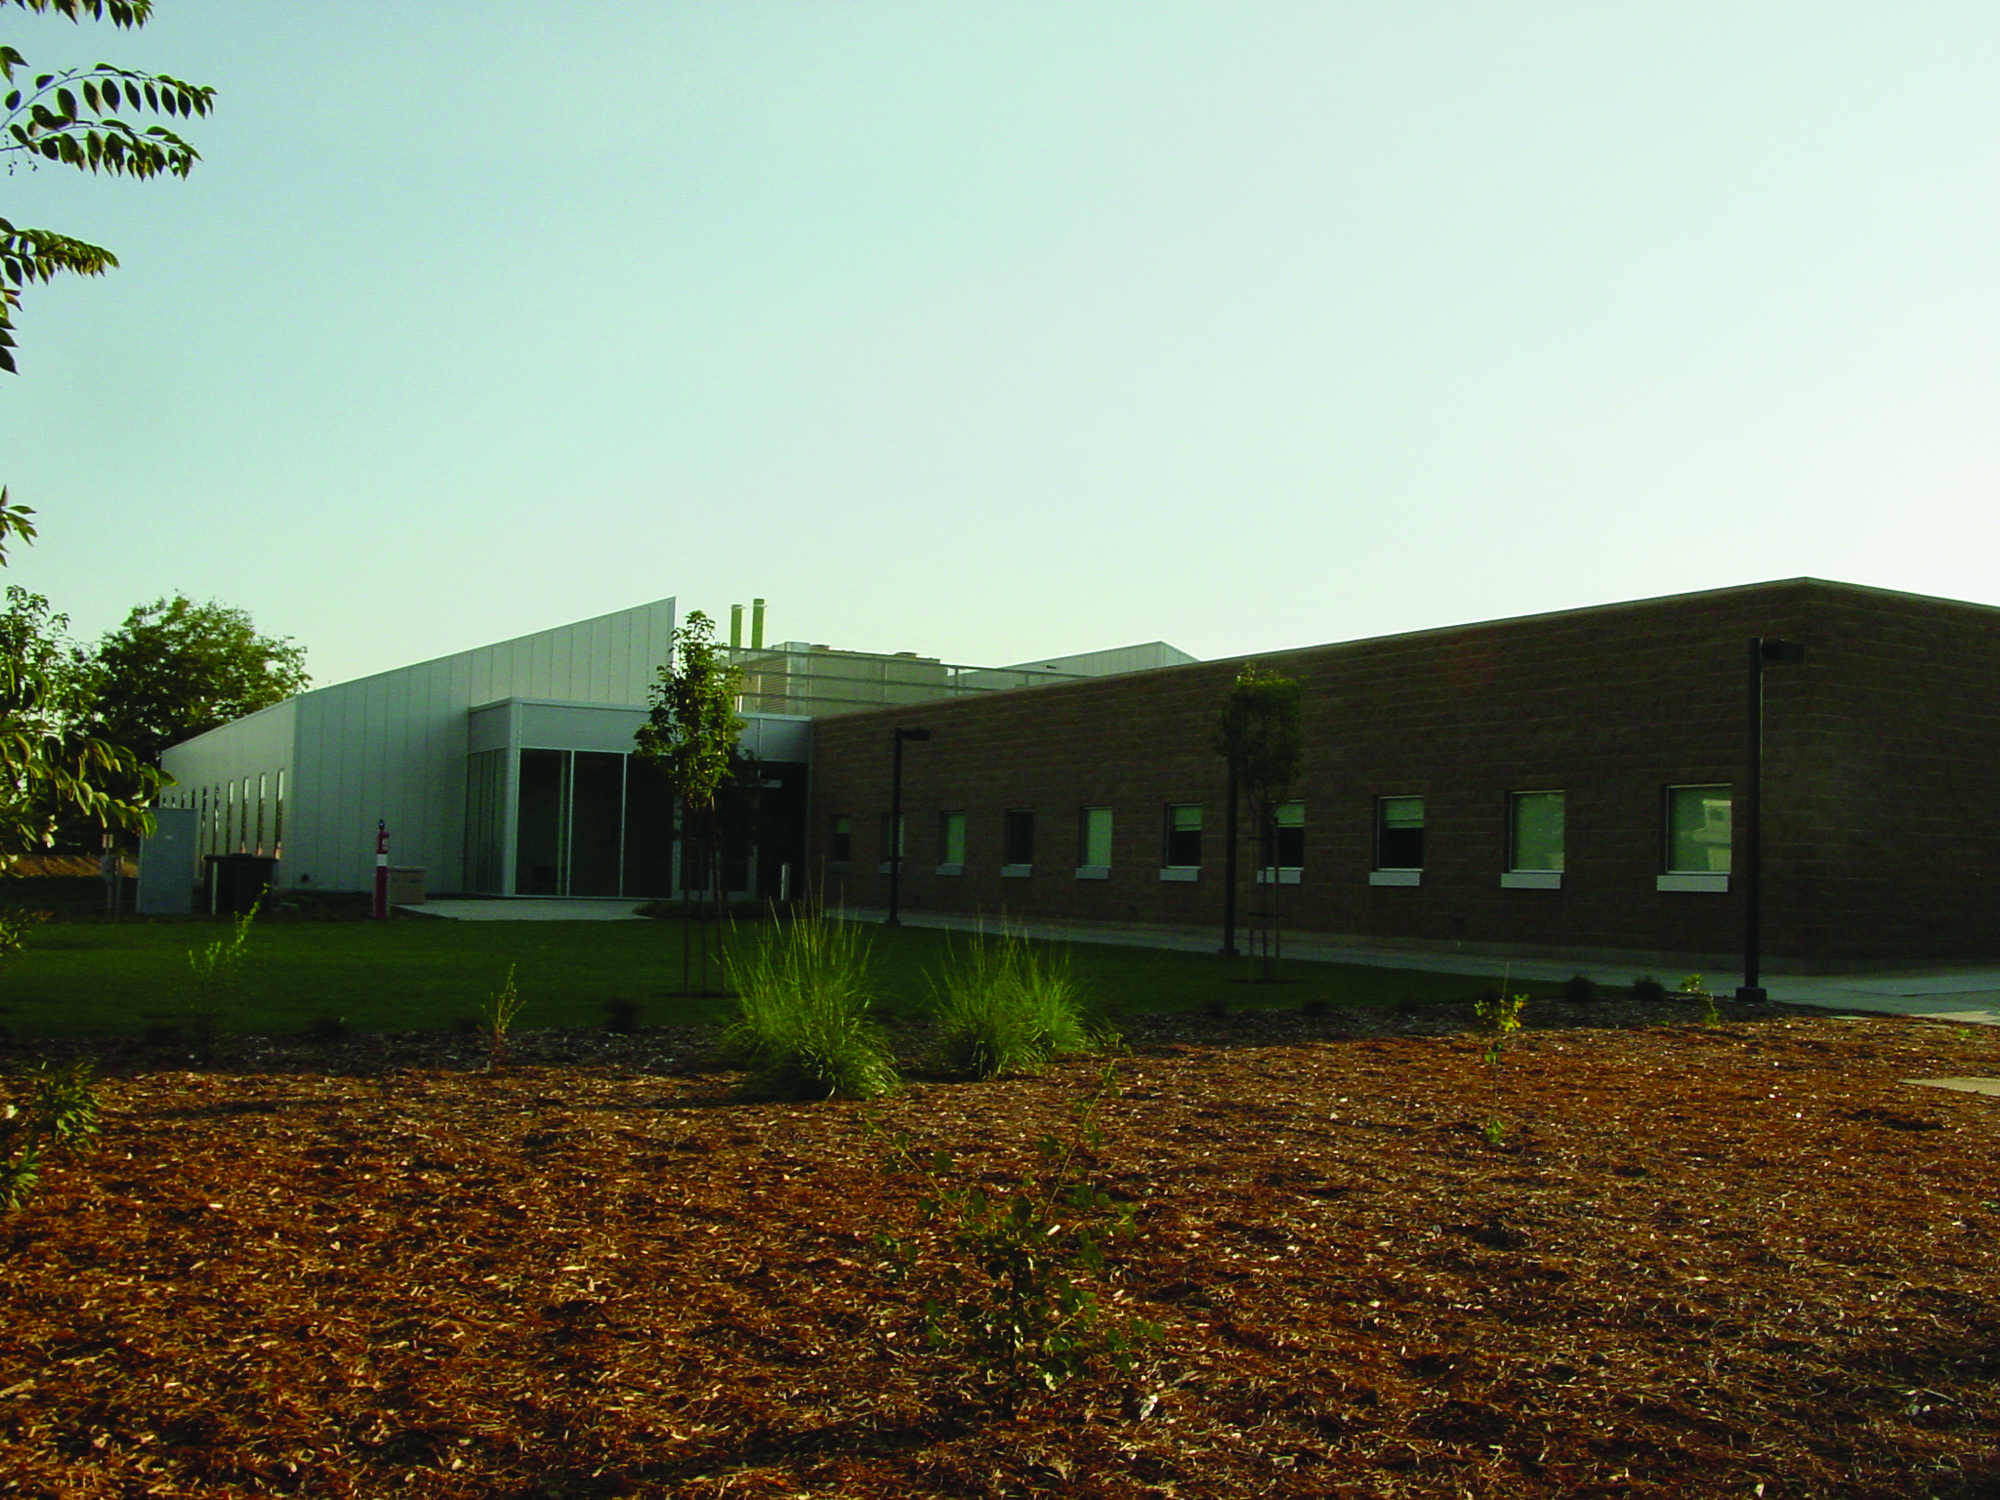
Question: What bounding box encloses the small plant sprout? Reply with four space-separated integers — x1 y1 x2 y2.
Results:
1680 973 1720 1028
1472 978 1529 1145
481 965 525 1072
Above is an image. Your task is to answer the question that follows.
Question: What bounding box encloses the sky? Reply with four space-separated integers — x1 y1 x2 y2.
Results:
3 2 1998 688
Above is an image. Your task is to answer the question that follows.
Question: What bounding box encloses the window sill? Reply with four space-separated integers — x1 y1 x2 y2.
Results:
1000 863 1033 878
876 861 896 875
1255 868 1303 885
1369 869 1420 887
1657 873 1729 893
1074 865 1111 880
1501 871 1562 890
1158 867 1200 883
934 862 964 877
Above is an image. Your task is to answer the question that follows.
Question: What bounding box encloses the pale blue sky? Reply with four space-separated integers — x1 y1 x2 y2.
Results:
4 2 1997 686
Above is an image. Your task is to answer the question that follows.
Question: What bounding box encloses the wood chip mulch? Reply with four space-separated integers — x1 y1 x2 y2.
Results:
1 1001 1997 1498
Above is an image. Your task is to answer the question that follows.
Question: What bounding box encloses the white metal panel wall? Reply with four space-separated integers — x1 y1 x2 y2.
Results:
175 597 679 893
157 698 300 863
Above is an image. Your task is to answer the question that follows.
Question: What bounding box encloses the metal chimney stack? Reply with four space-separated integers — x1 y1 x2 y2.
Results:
751 598 767 650
729 604 744 650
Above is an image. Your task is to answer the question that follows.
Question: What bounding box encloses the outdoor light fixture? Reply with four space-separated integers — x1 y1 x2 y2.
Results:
1738 637 1806 1002
885 727 932 927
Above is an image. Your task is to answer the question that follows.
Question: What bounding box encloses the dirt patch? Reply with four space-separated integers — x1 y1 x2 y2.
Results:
2 1005 1997 1498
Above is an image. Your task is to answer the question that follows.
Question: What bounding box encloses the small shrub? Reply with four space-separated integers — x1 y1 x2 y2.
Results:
0 908 50 975
724 915 897 1100
1203 997 1231 1020
928 929 1095 1081
1 1060 103 1213
1472 984 1529 1145
1563 973 1597 1004
1300 997 1329 1018
183 900 260 1059
602 998 642 1035
306 1014 349 1044
873 1061 1157 1414
1631 975 1668 1003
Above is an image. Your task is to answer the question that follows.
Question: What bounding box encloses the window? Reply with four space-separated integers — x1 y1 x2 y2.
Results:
1077 806 1112 877
877 812 905 873
1003 809 1035 873
1665 785 1731 872
937 810 966 873
1162 804 1201 880
1505 791 1564 886
1375 796 1423 870
828 813 852 866
1274 800 1305 868
1660 784 1731 891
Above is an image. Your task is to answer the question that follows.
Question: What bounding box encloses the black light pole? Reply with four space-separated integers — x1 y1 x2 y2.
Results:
1738 636 1806 1002
885 727 931 926
1219 765 1241 957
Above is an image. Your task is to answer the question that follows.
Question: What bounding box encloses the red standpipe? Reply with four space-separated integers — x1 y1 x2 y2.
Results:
372 820 390 920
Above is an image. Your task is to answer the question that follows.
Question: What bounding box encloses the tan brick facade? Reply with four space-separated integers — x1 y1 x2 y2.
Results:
806 580 2000 968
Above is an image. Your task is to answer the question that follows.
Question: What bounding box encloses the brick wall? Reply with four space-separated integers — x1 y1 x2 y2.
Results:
807 580 2000 966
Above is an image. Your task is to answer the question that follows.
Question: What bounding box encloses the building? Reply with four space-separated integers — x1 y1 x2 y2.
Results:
156 596 1187 904
807 579 2000 970
159 577 2000 967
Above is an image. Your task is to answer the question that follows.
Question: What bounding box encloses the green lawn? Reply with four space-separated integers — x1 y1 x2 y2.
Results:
0 910 1557 1041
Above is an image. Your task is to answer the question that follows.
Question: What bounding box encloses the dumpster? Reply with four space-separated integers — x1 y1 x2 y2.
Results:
206 853 279 915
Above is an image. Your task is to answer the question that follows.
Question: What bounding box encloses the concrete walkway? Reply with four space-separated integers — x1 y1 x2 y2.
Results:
416 899 652 923
831 908 2000 1028
407 899 2000 1027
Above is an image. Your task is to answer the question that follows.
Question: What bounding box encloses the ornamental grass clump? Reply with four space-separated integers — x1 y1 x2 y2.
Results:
928 929 1097 1081
723 914 897 1100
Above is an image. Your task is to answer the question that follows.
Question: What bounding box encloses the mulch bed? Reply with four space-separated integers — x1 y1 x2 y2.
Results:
2 999 1997 1498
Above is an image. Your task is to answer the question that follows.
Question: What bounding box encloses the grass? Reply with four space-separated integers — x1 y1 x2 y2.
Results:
723 913 898 1099
929 927 1097 1079
0 882 1567 1040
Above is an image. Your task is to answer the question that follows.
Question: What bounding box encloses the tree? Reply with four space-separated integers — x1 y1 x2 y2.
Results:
634 610 745 995
86 595 308 767
1212 662 1304 980
0 573 158 865
3 0 213 375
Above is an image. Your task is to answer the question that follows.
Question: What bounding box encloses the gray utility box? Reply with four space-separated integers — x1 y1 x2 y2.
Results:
388 867 426 905
136 806 200 915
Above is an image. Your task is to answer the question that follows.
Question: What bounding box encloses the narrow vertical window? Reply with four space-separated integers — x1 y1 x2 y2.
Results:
273 770 286 859
877 811 905 871
828 813 852 866
1274 800 1305 869
1002 809 1035 871
937 810 966 869
1078 806 1113 875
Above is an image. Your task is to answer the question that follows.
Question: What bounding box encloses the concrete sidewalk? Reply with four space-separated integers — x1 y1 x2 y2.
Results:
408 899 2000 1027
832 908 2000 1028
416 899 651 923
